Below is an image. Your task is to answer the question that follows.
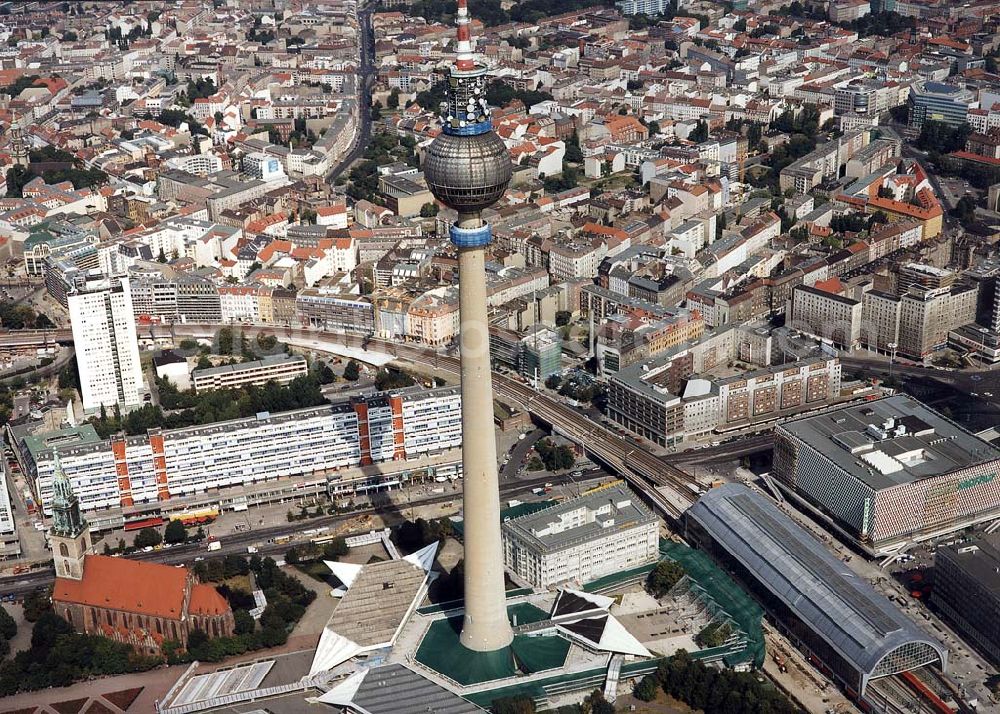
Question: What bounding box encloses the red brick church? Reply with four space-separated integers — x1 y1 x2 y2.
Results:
48 456 234 655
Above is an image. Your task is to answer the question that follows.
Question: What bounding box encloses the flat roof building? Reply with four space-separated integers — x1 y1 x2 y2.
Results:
192 354 308 392
687 484 947 702
19 386 462 515
502 481 659 588
908 81 975 128
774 395 1000 552
932 534 1000 664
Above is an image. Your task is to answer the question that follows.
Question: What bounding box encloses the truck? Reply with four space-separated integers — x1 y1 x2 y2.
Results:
247 546 258 554
207 541 221 552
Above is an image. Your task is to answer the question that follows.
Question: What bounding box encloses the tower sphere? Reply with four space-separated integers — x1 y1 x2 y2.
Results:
424 130 512 213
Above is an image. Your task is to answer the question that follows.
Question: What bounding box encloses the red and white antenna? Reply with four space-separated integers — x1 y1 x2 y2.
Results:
454 0 476 71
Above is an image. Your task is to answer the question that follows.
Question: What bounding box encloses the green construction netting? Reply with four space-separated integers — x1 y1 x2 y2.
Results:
511 633 571 674
581 561 658 593
661 541 766 668
508 602 549 627
416 587 534 616
414 617 517 685
415 603 570 686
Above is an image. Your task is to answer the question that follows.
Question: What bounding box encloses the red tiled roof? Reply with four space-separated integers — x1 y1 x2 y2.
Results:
189 583 229 616
54 555 188 619
814 276 844 294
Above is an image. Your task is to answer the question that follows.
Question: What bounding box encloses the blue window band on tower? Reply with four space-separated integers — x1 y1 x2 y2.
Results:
450 224 492 248
442 120 493 136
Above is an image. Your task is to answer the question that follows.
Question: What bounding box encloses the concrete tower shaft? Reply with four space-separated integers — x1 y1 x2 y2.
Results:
455 215 513 652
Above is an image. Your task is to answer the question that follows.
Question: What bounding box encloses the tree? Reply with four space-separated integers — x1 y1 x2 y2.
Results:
22 589 51 622
584 689 615 714
952 194 977 222
234 609 255 635
343 359 361 381
555 310 572 326
164 519 187 544
133 526 163 549
387 88 400 109
634 674 658 701
492 696 535 714
534 439 575 471
0 605 16 640
5 165 31 198
30 611 72 650
915 120 970 154
690 120 709 143
564 131 583 163
419 202 439 217
58 362 80 391
322 537 349 560
647 559 685 597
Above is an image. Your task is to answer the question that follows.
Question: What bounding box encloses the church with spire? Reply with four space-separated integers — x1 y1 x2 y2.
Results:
50 454 91 581
50 455 235 655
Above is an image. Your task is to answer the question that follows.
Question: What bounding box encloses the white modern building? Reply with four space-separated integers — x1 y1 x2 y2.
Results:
502 482 659 588
67 275 144 413
243 152 286 182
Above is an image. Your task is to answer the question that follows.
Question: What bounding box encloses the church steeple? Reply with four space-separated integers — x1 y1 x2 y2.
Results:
51 452 87 538
50 452 90 581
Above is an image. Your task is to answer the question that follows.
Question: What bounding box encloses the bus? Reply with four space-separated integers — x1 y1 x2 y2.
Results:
168 506 220 526
123 508 166 531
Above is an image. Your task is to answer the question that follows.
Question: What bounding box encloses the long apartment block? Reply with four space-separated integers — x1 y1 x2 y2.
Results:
17 386 462 514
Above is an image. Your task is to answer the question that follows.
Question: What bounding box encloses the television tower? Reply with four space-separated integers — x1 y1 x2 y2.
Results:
423 0 513 653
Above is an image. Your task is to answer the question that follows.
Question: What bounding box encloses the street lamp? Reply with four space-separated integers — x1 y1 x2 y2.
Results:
887 342 898 384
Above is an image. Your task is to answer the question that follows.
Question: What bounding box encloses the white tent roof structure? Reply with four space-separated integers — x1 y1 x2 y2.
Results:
557 613 652 658
310 629 362 675
324 560 363 589
402 541 439 572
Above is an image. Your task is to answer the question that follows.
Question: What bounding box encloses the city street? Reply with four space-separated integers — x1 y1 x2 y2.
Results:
325 2 376 183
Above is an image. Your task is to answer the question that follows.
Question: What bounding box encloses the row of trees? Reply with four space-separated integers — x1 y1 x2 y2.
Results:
915 120 971 155
286 536 349 566
0 600 160 695
168 555 316 663
130 519 197 550
531 438 576 472
0 301 54 330
633 650 796 714
394 517 454 553
374 366 416 391
88 370 329 439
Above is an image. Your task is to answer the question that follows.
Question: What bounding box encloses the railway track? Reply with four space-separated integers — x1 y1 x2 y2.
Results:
0 324 700 520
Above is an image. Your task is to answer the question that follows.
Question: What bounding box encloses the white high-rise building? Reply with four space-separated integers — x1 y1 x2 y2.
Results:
242 152 285 182
67 275 144 413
